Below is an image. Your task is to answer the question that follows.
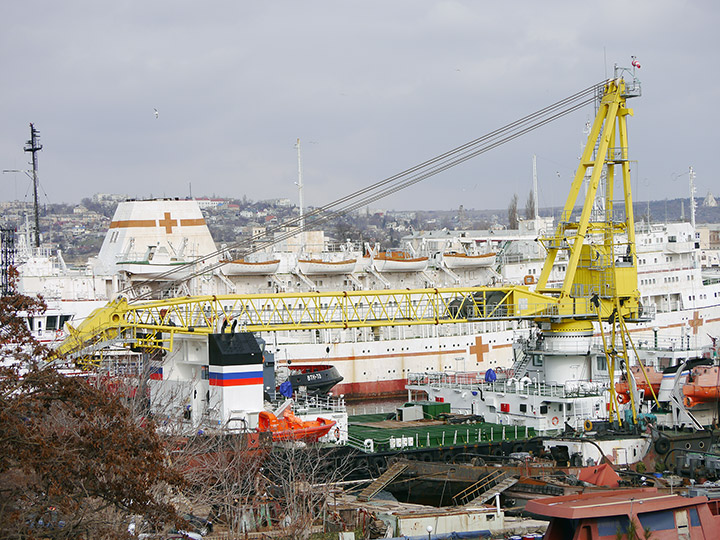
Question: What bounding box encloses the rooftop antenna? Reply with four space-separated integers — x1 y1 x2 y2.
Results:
23 123 42 248
689 166 696 230
295 138 305 252
603 46 608 79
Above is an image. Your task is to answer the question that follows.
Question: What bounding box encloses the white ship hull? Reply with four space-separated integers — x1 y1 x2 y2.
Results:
15 199 720 402
264 324 519 398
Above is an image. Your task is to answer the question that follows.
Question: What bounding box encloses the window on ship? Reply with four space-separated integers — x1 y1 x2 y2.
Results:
596 356 608 372
46 315 58 330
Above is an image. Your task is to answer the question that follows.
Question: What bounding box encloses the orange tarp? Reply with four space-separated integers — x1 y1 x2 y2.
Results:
577 463 620 488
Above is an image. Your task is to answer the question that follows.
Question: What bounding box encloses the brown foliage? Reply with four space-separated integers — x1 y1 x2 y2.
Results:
0 289 186 539
0 268 48 361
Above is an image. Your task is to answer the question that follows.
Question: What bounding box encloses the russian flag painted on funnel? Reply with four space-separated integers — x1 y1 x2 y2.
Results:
149 366 163 380
209 365 263 387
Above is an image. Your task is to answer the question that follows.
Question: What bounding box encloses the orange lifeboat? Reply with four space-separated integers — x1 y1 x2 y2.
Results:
614 365 663 402
257 408 337 442
683 365 720 407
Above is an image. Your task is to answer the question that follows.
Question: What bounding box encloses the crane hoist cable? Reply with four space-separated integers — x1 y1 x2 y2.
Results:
121 81 605 301
58 76 645 365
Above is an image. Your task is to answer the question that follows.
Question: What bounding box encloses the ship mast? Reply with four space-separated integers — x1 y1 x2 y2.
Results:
23 123 42 248
295 138 305 253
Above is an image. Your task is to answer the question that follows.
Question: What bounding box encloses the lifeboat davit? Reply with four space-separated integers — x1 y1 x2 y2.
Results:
257 408 337 442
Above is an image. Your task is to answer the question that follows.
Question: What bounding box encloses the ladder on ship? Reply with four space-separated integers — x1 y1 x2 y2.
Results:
493 240 513 274
509 347 532 379
452 470 518 507
574 398 596 431
357 461 408 502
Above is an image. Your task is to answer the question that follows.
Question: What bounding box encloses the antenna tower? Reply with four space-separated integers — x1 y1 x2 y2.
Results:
24 123 42 248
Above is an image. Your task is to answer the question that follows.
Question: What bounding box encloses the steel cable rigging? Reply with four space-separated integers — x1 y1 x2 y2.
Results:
124 81 605 300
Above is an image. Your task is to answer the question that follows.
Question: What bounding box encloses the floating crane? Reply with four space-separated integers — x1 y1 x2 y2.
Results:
55 70 650 422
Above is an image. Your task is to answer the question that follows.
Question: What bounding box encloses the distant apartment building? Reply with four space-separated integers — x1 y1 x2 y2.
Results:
194 198 225 209
710 226 720 249
0 201 32 212
92 193 127 204
264 198 293 208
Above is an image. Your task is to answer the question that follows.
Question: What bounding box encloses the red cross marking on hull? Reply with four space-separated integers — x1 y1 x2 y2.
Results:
158 212 178 234
689 310 703 335
470 336 490 363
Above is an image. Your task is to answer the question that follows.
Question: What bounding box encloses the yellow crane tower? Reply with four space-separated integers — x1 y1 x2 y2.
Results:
55 72 653 423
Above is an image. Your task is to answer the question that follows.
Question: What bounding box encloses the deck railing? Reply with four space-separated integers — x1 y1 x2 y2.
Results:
406 371 607 398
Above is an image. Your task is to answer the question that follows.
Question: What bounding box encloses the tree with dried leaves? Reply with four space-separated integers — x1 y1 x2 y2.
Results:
176 428 351 538
508 193 519 230
525 188 536 220
263 444 350 540
173 430 270 536
0 286 186 539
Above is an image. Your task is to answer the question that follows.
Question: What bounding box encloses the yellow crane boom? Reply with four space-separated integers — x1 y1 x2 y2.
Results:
56 75 645 382
56 286 557 360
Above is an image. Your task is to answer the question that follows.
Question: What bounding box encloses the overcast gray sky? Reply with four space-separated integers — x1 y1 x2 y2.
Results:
1 1 717 212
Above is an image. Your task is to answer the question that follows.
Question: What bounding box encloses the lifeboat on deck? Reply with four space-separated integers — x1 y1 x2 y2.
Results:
221 258 281 275
371 251 428 272
683 364 720 407
257 408 337 442
297 258 357 275
614 365 663 403
117 246 195 279
442 252 496 269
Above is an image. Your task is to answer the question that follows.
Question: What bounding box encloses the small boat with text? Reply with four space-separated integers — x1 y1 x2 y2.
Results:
286 364 343 395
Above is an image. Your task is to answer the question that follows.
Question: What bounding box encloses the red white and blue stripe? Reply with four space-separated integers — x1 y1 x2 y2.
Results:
209 365 263 387
149 365 163 380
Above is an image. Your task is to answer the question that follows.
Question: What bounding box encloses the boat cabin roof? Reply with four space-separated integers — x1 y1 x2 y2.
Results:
525 488 708 520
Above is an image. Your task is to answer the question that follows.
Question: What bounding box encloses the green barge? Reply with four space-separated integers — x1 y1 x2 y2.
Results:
334 402 541 477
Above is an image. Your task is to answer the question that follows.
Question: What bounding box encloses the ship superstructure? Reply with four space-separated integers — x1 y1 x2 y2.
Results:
48 73 654 438
8 70 719 429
